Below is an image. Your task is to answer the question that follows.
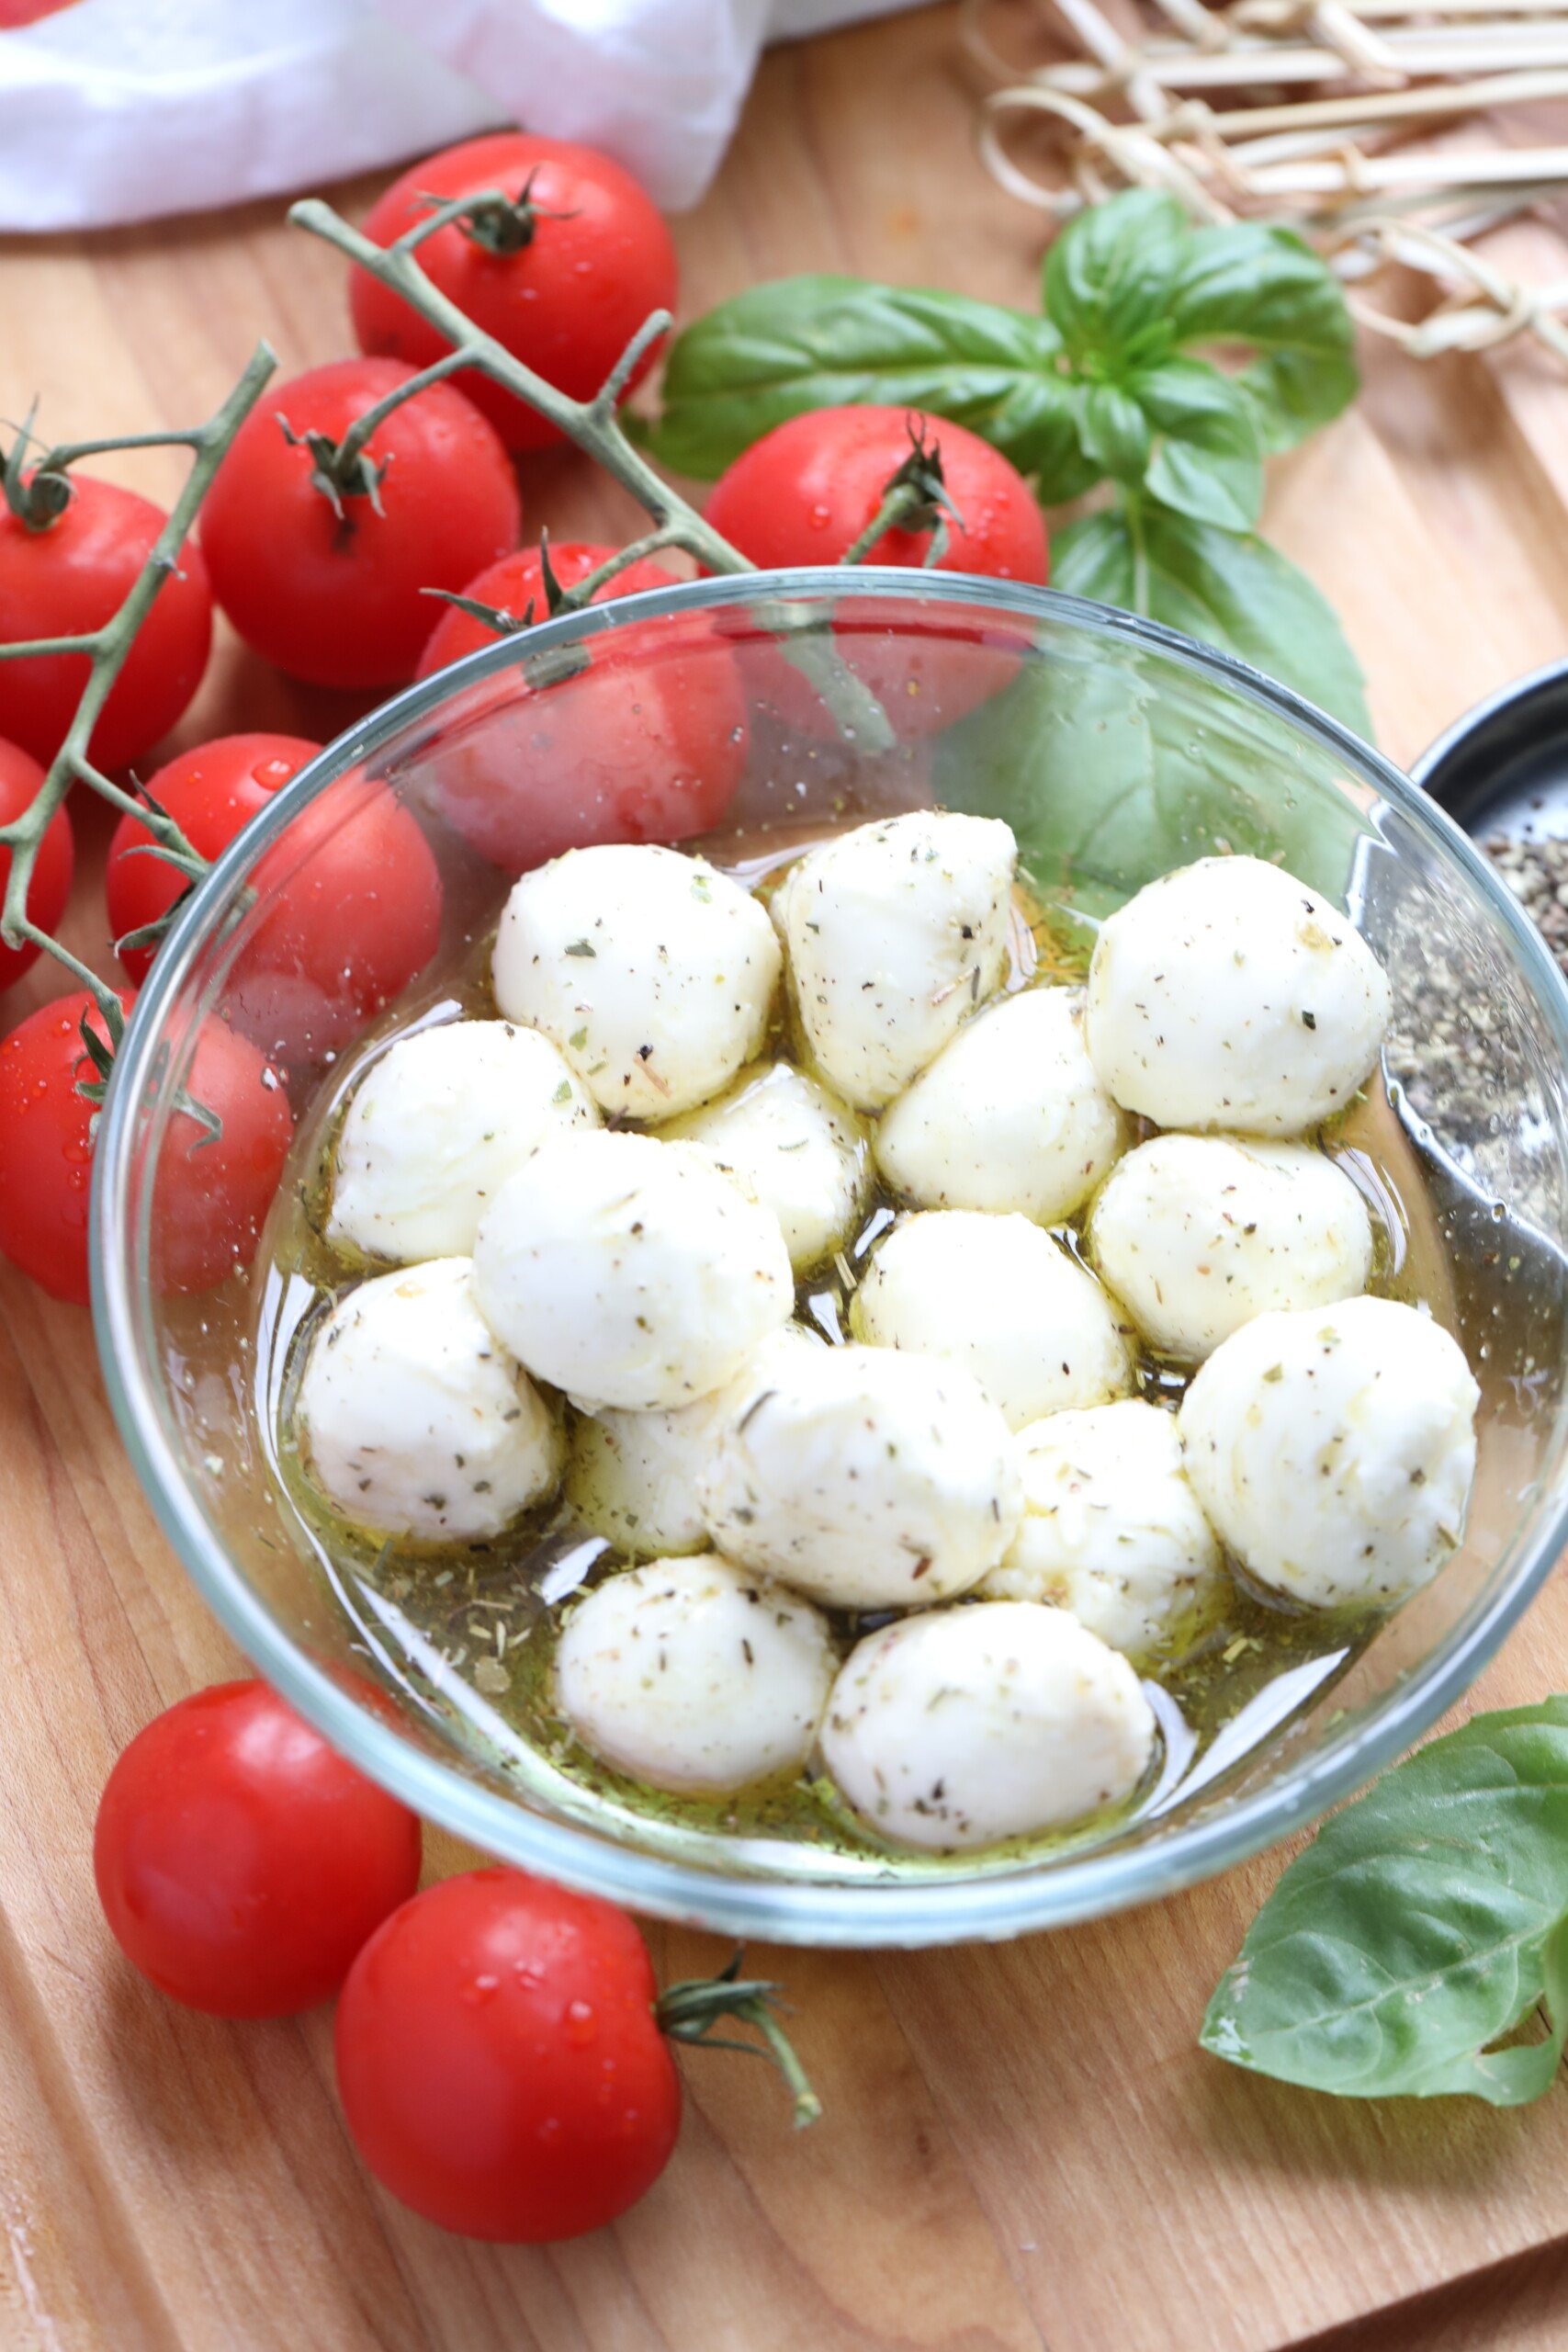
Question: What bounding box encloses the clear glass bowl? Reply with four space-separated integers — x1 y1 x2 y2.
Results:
92 571 1568 1947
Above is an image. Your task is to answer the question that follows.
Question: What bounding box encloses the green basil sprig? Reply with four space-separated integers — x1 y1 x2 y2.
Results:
643 189 1365 729
1202 1701 1568 2106
647 190 1354 516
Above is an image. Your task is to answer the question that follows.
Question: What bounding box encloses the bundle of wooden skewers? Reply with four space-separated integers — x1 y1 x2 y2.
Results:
964 0 1568 363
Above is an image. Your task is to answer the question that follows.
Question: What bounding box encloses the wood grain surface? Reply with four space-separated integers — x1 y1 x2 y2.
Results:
2 6 1567 2346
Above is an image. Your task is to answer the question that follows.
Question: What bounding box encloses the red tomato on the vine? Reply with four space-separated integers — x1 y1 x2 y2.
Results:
352 135 678 454
199 359 521 688
705 405 1048 581
0 735 73 989
95 1680 422 2018
106 732 321 982
417 543 746 872
105 734 443 1066
704 406 1046 741
335 1868 682 2241
0 989 292 1304
0 476 212 771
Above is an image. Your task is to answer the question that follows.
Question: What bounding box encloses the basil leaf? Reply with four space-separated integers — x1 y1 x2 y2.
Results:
1168 221 1358 452
1072 381 1152 485
1043 189 1188 365
929 594 1369 920
644 277 1096 492
1054 501 1371 735
1133 358 1263 532
1202 1701 1568 2104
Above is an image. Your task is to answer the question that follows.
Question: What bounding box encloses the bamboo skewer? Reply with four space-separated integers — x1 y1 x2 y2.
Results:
963 0 1568 365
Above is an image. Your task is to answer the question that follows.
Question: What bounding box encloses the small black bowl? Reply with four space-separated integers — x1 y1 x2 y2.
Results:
1414 658 1568 841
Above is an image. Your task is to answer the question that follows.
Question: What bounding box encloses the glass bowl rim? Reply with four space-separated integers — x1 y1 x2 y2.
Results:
90 566 1568 1947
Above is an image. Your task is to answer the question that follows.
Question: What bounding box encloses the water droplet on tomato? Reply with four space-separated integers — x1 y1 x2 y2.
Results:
252 756 300 788
460 1973 501 2006
564 1998 596 2044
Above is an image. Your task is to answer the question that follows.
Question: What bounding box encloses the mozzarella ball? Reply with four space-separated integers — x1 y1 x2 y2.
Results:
326 1019 596 1263
850 1210 1131 1430
297 1257 562 1543
664 1061 869 1272
555 1554 834 1794
875 985 1128 1222
981 1402 1223 1665
565 1324 822 1557
699 1341 1022 1609
473 1128 793 1412
823 1602 1156 1850
491 842 781 1121
773 809 1017 1111
1089 1134 1373 1362
1179 1294 1479 1609
1085 855 1393 1134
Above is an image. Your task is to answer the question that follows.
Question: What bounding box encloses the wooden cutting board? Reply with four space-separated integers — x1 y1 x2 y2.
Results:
3 8 1568 2346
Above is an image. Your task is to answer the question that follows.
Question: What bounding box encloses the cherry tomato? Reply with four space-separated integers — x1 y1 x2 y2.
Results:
0 476 212 771
704 407 1045 741
107 733 321 982
95 1680 423 2018
335 1868 681 2241
705 406 1047 581
417 543 746 872
0 989 292 1303
352 135 677 455
231 775 445 1066
105 736 442 1063
0 735 73 989
199 360 521 688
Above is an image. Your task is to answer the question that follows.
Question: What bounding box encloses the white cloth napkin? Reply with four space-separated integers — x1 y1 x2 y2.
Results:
0 0 909 231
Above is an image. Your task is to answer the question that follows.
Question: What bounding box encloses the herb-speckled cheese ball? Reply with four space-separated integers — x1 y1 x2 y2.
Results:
554 1554 835 1794
772 809 1017 1111
473 1128 793 1412
981 1401 1223 1665
298 1257 562 1543
1085 855 1393 1134
564 1324 822 1557
874 984 1128 1222
1089 1133 1374 1362
1179 1294 1479 1609
327 1019 596 1264
698 1340 1023 1609
491 842 782 1121
823 1601 1156 1850
850 1209 1131 1430
663 1060 870 1272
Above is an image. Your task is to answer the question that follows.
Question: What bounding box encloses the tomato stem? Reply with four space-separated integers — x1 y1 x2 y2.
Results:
0 344 276 1047
840 419 964 569
656 1949 823 2130
289 195 897 754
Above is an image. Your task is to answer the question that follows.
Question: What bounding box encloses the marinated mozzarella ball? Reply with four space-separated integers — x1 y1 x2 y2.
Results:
297 1258 562 1543
1179 1294 1479 1609
491 842 782 1121
698 1342 1022 1609
664 1061 869 1272
327 1019 596 1263
773 809 1017 1111
875 985 1128 1222
850 1210 1131 1430
473 1129 793 1412
981 1402 1222 1665
565 1324 822 1557
555 1555 834 1794
1085 855 1393 1134
823 1602 1156 1850
1089 1134 1373 1362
